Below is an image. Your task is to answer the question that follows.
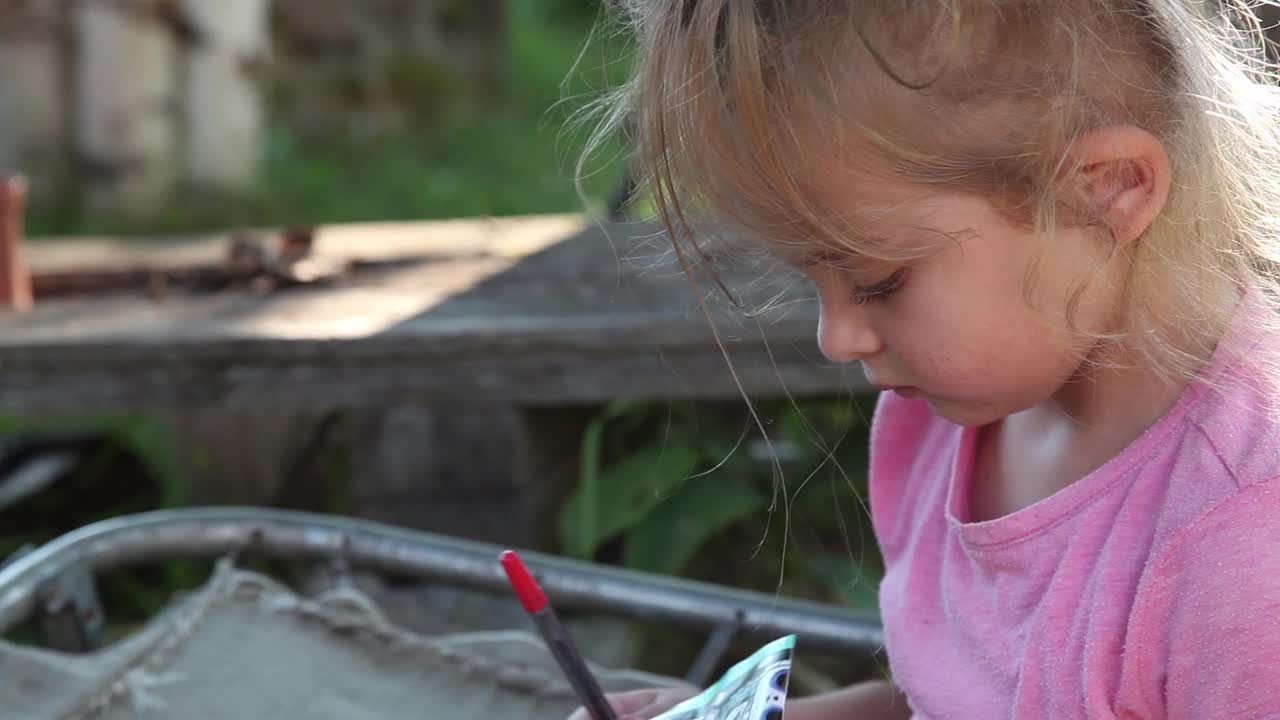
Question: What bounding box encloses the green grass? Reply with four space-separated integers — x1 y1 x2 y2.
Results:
28 1 631 238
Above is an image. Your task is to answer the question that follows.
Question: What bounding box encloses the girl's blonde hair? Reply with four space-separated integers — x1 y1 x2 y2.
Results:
582 0 1280 381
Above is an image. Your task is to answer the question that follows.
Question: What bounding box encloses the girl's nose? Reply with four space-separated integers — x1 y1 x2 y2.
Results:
817 299 884 363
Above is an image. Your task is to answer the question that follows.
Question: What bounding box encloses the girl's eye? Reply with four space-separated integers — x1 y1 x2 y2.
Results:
849 268 908 306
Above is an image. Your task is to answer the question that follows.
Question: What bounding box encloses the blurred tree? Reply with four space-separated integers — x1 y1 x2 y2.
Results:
271 0 509 137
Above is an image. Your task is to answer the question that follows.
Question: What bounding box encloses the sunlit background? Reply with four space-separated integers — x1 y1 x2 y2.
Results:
0 0 884 692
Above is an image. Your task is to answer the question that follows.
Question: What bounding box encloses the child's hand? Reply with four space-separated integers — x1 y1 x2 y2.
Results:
566 688 698 720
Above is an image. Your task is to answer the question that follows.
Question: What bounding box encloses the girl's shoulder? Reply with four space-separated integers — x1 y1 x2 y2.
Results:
1183 325 1280 491
1123 463 1280 715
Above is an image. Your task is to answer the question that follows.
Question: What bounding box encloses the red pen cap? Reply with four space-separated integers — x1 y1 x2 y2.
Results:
500 550 548 613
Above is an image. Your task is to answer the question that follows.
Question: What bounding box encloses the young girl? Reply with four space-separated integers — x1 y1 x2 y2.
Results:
570 0 1280 717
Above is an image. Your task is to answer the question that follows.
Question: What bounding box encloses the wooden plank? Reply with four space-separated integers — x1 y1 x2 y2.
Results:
24 214 589 273
0 216 864 411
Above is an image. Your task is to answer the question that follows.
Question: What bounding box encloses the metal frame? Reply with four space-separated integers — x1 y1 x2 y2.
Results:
0 508 882 683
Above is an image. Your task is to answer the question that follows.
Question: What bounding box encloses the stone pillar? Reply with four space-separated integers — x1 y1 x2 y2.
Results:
0 0 69 198
71 0 180 212
179 0 269 190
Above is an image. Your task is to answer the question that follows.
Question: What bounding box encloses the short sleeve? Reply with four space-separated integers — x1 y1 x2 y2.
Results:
1132 480 1280 719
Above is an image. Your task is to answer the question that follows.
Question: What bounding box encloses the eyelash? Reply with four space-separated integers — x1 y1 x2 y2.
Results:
849 268 908 306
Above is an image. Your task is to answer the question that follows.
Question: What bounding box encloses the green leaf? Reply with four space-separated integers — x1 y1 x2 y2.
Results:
561 443 699 560
561 411 607 560
603 445 699 533
802 552 883 613
561 400 638 559
780 405 811 446
111 417 184 508
623 474 769 576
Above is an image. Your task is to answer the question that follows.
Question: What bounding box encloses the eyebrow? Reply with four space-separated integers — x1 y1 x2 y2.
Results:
784 225 900 266
851 267 906 293
791 247 897 275
793 248 849 268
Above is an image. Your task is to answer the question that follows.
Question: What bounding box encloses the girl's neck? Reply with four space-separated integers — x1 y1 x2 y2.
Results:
1045 349 1183 438
970 356 1185 523
1046 277 1244 436
970 294 1239 523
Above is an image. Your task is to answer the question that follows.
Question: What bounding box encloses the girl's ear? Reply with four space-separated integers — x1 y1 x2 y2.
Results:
1072 126 1171 245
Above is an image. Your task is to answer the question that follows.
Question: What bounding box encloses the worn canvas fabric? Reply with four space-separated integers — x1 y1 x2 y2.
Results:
0 561 685 719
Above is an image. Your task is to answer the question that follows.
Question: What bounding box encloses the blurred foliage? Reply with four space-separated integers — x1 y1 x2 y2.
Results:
11 1 887 679
559 395 887 682
560 396 884 614
0 415 182 557
534 0 607 24
28 0 630 237
0 415 211 642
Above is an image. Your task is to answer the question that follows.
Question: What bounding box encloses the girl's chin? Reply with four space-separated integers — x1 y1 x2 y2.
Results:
921 396 1009 427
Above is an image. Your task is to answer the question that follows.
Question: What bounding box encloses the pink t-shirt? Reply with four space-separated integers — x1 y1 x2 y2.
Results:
870 301 1280 718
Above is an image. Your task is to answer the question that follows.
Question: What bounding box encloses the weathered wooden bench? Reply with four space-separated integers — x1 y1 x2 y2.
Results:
0 215 868 546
